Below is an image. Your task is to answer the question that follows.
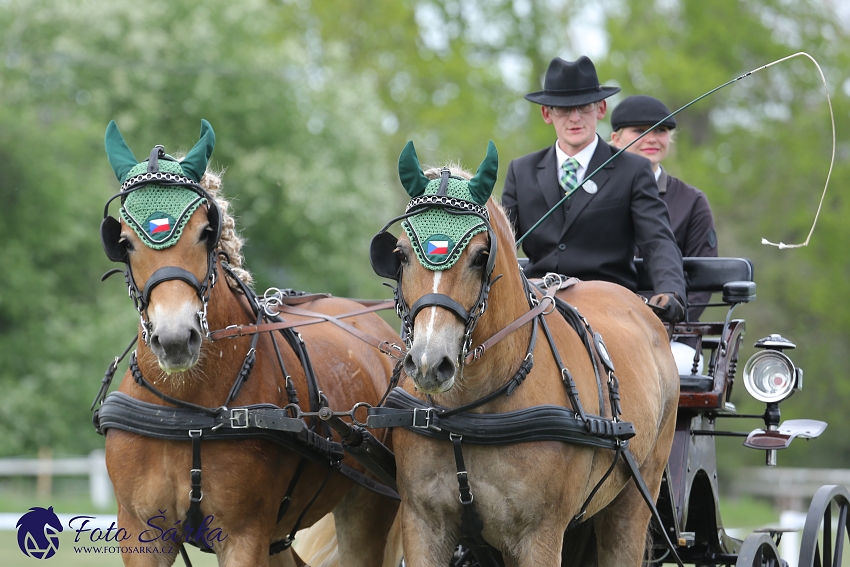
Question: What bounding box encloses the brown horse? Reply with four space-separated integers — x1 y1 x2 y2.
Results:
376 142 679 567
96 121 401 567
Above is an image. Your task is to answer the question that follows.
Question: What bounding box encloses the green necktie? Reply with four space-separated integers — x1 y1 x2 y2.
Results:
560 157 579 193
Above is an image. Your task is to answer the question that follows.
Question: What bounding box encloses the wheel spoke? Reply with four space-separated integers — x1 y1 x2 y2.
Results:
834 504 847 567
825 505 833 566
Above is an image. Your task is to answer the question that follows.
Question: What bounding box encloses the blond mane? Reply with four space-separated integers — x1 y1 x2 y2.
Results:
423 163 470 181
198 170 253 289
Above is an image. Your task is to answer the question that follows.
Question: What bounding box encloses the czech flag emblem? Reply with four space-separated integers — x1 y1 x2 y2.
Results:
427 240 449 256
144 212 176 241
149 218 171 235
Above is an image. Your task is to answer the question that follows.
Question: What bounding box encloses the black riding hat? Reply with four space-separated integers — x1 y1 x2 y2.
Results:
525 56 620 107
611 95 677 131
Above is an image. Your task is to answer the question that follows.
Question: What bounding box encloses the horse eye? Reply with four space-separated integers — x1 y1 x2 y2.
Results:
471 250 489 267
394 247 408 264
119 237 134 252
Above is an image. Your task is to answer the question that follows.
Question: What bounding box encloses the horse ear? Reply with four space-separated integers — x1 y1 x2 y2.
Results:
181 119 216 182
467 140 499 205
398 141 430 198
104 121 138 182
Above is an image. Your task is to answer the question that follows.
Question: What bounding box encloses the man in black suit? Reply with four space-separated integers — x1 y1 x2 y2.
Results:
502 56 686 323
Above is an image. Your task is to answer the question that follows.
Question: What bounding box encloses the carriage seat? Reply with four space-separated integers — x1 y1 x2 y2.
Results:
633 257 755 305
637 257 755 392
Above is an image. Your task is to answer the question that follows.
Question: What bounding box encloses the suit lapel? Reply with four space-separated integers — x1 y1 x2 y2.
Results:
560 138 612 240
536 145 566 229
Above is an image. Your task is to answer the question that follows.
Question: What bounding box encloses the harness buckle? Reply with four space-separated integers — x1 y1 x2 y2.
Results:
412 407 433 429
230 408 249 428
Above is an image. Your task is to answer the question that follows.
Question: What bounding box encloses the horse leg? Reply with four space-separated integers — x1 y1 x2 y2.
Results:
269 547 306 567
398 503 457 567
331 485 400 567
561 520 597 567
508 525 564 567
114 505 179 567
591 481 654 567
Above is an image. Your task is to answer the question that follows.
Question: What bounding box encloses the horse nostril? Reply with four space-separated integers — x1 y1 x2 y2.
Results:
436 356 456 383
187 328 202 353
403 353 418 378
149 334 162 352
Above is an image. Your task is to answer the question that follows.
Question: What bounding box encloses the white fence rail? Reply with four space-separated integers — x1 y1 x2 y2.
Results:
731 466 850 510
0 449 112 509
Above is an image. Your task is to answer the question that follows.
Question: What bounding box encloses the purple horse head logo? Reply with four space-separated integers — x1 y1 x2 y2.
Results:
17 506 63 559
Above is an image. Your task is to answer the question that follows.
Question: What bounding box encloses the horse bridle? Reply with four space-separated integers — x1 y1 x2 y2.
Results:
370 169 499 361
100 146 223 343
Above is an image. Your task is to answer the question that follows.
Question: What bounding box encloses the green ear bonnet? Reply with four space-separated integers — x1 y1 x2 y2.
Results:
398 140 499 271
102 120 218 253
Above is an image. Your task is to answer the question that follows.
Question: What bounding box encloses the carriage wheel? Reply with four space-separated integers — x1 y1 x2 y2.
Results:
735 532 783 567
798 484 850 567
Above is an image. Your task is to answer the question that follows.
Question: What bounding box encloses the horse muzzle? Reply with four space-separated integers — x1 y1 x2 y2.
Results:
403 340 458 394
147 301 204 373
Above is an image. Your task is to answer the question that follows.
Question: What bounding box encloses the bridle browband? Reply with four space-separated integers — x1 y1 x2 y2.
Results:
100 147 223 344
370 170 499 362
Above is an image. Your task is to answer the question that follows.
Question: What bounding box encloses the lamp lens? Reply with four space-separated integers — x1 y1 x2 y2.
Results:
743 352 795 402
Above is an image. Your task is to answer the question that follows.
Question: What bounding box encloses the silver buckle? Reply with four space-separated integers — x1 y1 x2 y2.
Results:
412 408 432 428
230 408 249 428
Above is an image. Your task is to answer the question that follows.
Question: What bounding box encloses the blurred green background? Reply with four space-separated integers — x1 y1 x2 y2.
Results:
1 0 849 528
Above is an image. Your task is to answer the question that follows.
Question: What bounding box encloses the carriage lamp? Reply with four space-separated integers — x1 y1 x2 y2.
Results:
742 334 807 466
742 334 801 404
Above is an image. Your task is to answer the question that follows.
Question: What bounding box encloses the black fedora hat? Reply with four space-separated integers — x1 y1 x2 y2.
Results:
611 95 677 131
525 56 620 107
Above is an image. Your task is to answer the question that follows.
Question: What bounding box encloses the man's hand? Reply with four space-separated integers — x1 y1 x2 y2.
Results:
648 293 685 323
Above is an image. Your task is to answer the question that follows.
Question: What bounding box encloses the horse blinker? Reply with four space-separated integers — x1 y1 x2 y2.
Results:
370 231 402 280
101 215 128 263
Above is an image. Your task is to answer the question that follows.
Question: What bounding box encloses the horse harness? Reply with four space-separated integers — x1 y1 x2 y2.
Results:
96 155 405 559
368 179 686 565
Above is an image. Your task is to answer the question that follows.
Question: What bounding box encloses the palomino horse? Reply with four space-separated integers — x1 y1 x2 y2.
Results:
94 120 401 567
369 141 679 567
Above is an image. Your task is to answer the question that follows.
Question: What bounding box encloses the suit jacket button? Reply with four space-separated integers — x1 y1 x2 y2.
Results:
558 244 566 251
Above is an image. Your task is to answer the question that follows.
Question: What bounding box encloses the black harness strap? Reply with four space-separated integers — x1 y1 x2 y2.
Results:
450 434 485 545
95 391 400 502
269 467 334 555
142 266 203 306
368 388 635 448
621 449 686 567
566 442 624 530
538 313 587 422
90 334 137 411
184 429 212 553
277 458 308 522
410 293 469 322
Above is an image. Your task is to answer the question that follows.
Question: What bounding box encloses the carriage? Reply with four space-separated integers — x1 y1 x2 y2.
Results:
92 123 848 567
631 257 849 567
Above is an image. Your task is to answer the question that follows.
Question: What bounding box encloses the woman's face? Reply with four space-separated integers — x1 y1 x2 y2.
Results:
611 125 671 171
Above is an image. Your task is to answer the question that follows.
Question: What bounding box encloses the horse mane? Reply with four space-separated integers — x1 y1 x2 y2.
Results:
197 168 253 289
422 163 469 181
